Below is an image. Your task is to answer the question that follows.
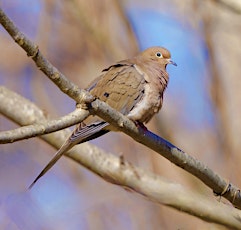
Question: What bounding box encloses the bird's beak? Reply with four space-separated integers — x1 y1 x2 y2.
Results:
168 59 177 66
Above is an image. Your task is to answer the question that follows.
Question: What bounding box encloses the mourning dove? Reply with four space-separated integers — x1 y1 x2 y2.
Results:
29 46 176 188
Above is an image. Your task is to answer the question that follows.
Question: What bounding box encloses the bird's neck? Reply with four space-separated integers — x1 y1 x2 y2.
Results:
137 58 169 89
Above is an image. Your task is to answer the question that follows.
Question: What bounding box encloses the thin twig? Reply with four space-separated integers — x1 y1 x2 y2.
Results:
0 88 88 143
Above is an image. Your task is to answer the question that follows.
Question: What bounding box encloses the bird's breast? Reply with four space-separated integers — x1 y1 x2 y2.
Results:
127 81 163 123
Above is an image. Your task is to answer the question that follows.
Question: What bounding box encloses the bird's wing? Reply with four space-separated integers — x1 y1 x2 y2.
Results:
67 63 146 145
69 120 109 144
68 63 146 144
89 63 146 116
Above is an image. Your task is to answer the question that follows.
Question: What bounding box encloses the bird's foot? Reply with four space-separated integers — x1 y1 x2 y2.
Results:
134 121 148 132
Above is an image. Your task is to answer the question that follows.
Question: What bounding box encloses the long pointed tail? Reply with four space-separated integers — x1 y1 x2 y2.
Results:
29 121 110 189
29 140 73 189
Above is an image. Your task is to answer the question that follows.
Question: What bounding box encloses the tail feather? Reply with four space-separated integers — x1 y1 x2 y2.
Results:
29 121 109 189
29 121 110 189
29 140 73 189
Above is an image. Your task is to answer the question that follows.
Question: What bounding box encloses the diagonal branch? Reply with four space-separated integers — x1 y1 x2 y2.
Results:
0 7 92 104
1 86 241 229
215 0 241 14
1 7 241 210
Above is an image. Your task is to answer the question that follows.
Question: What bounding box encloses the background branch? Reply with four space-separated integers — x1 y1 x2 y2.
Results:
215 0 241 14
1 86 241 229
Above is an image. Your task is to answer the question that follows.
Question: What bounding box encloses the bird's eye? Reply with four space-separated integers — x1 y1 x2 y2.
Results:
156 52 163 58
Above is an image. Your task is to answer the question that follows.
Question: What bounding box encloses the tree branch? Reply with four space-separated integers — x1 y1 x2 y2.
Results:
0 86 89 143
0 7 92 104
1 86 241 229
215 0 241 14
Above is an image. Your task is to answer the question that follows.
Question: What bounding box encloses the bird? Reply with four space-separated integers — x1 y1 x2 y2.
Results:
29 46 176 188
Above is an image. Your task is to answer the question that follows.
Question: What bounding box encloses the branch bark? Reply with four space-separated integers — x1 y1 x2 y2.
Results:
215 0 241 14
0 86 89 143
1 86 241 229
0 7 91 104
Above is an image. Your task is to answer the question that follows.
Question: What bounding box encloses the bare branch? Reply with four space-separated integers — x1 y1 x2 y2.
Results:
215 0 241 14
1 87 241 229
0 7 92 104
89 96 241 209
0 87 88 143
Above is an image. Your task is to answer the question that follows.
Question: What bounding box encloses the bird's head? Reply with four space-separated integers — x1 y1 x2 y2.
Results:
139 46 177 69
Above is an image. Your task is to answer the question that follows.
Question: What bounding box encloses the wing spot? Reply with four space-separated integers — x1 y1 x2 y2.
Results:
104 92 110 97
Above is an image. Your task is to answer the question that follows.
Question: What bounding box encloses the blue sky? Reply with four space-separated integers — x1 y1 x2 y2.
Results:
127 6 214 129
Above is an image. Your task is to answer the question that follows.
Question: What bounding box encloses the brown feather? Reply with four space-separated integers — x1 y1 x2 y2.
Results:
29 46 176 188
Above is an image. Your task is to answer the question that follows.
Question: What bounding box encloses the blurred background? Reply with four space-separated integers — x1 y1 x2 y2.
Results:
0 0 241 229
